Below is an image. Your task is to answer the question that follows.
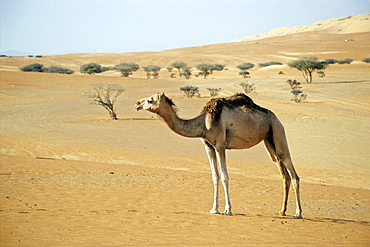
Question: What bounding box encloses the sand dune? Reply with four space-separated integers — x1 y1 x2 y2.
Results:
1 14 370 246
232 14 370 42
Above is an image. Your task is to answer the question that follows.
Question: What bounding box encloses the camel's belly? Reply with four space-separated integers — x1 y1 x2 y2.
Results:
225 125 269 149
226 134 264 149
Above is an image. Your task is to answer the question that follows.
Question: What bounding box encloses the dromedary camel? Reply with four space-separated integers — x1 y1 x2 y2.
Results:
135 92 302 218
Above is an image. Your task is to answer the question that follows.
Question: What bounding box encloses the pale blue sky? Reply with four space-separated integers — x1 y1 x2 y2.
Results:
1 0 369 55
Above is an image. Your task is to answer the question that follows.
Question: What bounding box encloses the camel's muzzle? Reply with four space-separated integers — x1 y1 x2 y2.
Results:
135 100 144 111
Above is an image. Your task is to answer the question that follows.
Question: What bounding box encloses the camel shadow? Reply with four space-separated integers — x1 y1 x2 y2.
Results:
234 213 369 225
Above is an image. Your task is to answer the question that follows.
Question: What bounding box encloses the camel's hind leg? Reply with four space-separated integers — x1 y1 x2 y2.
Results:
264 136 302 218
264 137 291 216
280 155 302 218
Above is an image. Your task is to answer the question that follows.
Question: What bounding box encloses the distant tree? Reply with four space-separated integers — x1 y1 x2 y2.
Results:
20 63 45 72
207 88 222 96
196 64 215 79
181 66 192 79
180 85 200 98
362 58 370 63
237 63 254 78
116 63 139 77
171 61 187 77
323 59 338 64
258 61 283 67
337 58 353 64
143 65 161 79
20 63 74 74
213 64 225 71
101 66 111 72
80 63 102 74
288 57 328 83
239 82 255 94
237 62 254 71
88 84 125 120
44 66 74 74
239 71 250 78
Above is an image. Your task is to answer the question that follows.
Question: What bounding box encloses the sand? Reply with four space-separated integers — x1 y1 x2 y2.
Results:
232 14 370 42
1 28 370 245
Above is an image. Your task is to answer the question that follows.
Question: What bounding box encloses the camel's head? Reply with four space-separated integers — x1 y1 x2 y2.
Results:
135 92 168 113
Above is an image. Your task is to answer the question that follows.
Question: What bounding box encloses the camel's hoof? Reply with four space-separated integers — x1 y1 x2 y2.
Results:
221 210 233 216
277 211 286 216
207 209 220 214
292 214 303 219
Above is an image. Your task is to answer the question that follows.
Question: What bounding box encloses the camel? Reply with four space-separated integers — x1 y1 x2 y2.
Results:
135 92 302 218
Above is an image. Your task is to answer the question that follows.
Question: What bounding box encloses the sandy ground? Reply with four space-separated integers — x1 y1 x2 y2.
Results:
1 32 370 245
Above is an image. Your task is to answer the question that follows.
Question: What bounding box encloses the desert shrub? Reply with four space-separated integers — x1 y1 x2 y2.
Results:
337 58 353 64
20 63 45 72
323 59 338 64
101 66 111 72
44 66 74 74
239 82 255 94
258 61 283 67
362 58 370 63
171 61 187 77
143 65 161 79
20 63 74 74
287 79 307 103
196 64 214 79
116 63 139 77
237 63 254 78
80 63 103 74
207 88 221 97
180 85 200 98
239 71 250 78
213 64 225 71
88 84 124 120
237 62 254 71
181 66 192 79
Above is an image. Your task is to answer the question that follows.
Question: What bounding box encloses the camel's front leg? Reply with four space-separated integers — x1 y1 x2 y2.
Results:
216 147 232 216
202 140 220 214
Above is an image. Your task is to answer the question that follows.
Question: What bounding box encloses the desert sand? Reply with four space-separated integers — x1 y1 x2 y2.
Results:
1 17 370 246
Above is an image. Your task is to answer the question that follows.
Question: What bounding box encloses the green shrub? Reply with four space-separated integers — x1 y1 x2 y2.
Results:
323 59 338 64
258 61 283 67
181 66 192 79
20 63 44 72
171 61 187 77
337 58 353 64
20 63 73 74
236 62 254 71
180 85 200 98
362 58 370 63
80 63 102 74
44 66 74 74
116 63 139 77
143 65 161 79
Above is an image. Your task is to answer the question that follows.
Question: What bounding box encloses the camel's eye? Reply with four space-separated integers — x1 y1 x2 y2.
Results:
147 98 153 103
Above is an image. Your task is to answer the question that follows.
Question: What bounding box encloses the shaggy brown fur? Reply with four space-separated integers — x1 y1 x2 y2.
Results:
203 93 269 120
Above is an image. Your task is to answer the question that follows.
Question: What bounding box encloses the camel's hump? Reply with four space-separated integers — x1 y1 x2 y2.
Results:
203 93 269 120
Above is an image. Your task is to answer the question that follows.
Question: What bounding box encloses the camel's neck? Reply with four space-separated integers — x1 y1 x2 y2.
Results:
157 102 205 138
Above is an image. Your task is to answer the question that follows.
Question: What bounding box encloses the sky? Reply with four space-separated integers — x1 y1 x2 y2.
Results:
1 0 369 55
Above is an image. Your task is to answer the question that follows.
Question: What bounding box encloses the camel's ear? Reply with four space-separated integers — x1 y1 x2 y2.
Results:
160 92 165 97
